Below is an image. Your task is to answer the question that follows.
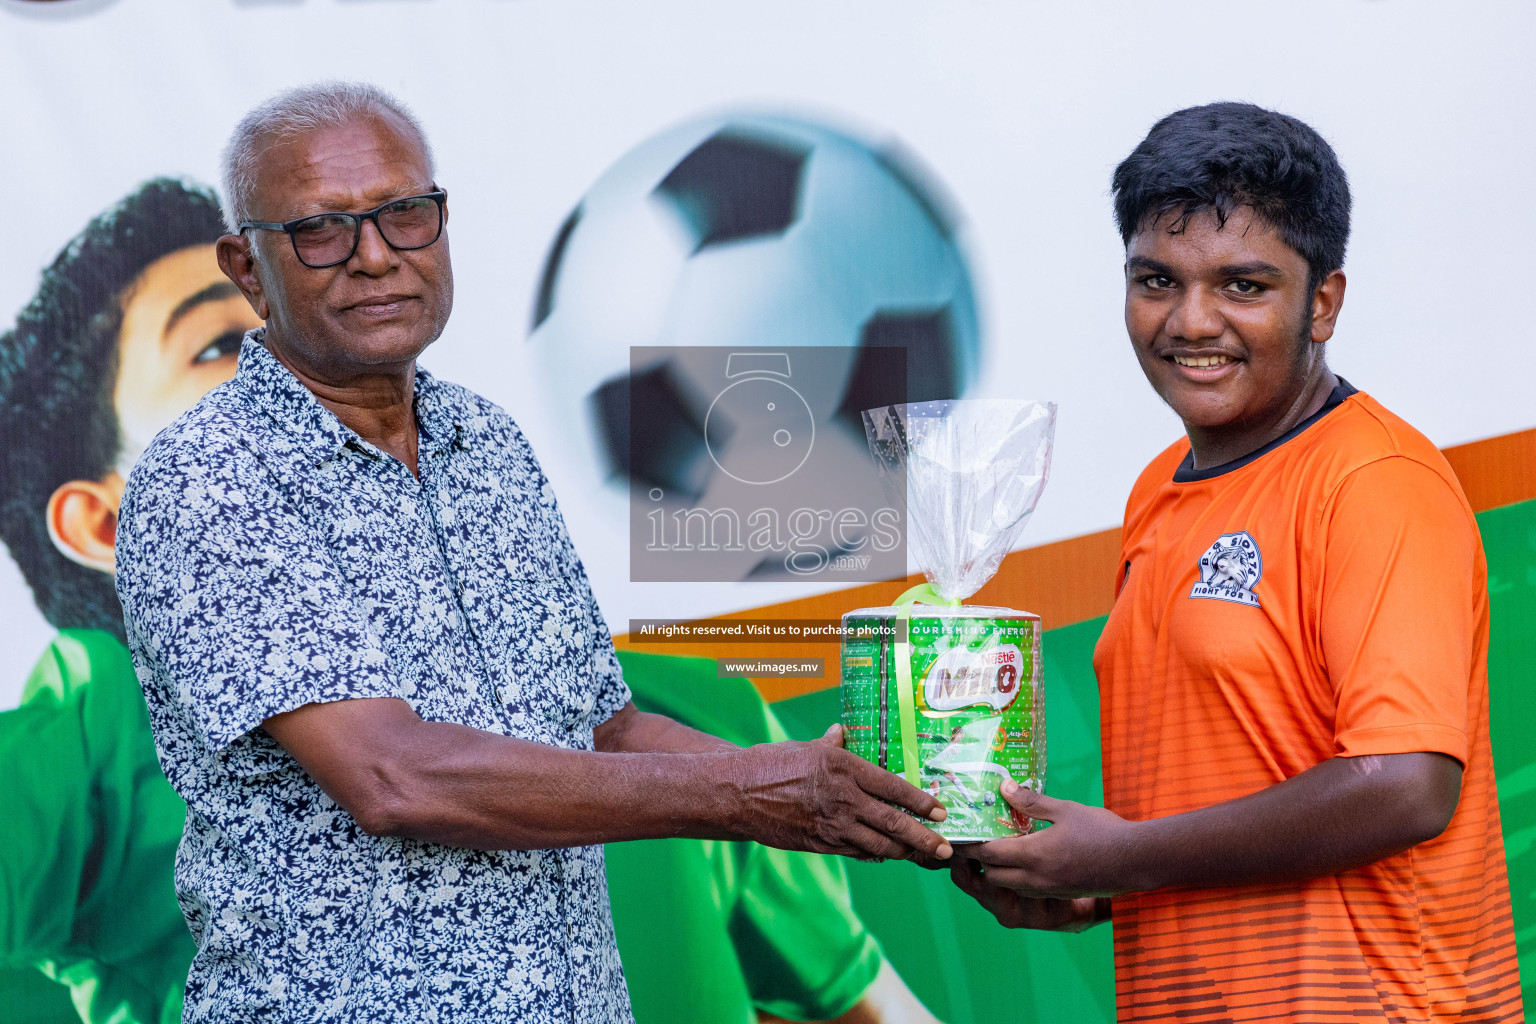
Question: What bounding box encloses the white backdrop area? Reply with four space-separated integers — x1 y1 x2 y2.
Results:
3 0 1533 708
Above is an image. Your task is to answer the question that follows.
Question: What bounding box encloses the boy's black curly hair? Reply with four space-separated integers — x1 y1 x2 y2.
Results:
1112 102 1351 294
0 178 227 638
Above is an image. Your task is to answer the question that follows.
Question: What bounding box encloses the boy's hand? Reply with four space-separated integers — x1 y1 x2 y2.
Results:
949 857 1104 932
966 782 1141 898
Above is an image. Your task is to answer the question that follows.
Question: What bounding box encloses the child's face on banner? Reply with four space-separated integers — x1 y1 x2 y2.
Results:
46 243 261 575
113 244 262 471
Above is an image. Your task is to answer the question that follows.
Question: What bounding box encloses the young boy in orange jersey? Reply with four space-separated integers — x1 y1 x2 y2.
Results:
950 102 1522 1022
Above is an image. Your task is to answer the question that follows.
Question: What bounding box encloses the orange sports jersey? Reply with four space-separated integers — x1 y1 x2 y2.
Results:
1094 382 1522 1023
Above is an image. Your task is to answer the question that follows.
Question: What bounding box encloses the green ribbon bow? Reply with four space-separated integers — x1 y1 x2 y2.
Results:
891 583 962 788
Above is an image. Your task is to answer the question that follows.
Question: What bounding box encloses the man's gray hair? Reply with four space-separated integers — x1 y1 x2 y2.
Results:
220 81 435 234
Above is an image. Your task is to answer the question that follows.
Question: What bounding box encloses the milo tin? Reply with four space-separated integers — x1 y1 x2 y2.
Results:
840 604 1044 842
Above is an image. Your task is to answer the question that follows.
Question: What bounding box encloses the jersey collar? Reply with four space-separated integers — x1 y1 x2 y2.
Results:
1172 378 1359 483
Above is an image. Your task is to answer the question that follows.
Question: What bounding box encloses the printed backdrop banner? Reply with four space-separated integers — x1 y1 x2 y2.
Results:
2 2 1534 1023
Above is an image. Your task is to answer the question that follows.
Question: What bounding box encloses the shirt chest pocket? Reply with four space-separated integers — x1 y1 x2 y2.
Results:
498 574 598 733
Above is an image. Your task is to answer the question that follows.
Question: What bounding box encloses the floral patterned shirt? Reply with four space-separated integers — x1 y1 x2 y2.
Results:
115 332 634 1024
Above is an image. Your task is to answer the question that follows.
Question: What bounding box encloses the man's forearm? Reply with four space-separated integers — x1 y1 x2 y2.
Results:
376 719 747 849
594 704 737 755
266 696 949 860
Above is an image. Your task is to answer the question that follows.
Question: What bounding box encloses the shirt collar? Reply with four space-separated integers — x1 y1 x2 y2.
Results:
232 329 486 466
413 364 474 458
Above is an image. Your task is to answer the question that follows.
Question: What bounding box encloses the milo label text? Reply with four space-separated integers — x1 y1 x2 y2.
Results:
924 644 1024 713
840 606 1044 842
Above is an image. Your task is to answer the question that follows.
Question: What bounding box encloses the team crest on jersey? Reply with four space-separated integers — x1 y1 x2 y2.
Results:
1190 531 1263 607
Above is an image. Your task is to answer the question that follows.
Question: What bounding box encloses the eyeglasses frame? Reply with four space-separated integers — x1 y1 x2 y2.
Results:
238 188 448 269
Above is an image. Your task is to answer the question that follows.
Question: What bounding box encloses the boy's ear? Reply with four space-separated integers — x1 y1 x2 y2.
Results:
1310 269 1347 344
46 472 125 574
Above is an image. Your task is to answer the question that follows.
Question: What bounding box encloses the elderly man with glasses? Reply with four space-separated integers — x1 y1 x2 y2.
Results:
112 82 951 1024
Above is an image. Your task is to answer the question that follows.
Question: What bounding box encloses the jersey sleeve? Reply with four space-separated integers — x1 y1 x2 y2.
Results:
729 842 882 1020
613 650 881 1020
1320 456 1480 764
728 701 882 1019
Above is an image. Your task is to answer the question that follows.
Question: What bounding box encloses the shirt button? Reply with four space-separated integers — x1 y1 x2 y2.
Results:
495 686 506 704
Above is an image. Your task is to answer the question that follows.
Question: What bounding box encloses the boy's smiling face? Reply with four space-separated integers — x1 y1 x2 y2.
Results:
1123 206 1345 467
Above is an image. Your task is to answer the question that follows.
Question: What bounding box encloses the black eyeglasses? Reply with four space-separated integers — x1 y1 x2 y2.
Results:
240 189 447 268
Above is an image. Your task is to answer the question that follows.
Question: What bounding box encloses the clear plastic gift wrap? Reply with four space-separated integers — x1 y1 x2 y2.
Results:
840 400 1056 841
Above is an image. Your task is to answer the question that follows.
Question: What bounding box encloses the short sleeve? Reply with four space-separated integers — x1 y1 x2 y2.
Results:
1321 456 1480 764
508 421 631 725
115 429 401 777
574 565 631 726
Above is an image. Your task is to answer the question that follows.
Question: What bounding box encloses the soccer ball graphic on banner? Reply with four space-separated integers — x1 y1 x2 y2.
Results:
529 112 982 580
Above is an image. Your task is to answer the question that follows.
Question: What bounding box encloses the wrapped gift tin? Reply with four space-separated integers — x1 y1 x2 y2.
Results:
841 600 1044 842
